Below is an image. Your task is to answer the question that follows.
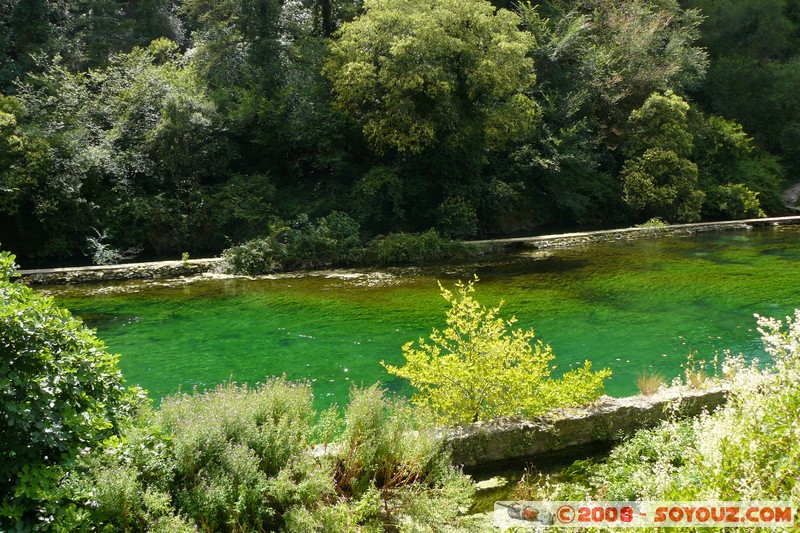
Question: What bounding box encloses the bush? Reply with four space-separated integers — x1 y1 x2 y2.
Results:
328 385 473 531
366 229 468 265
704 182 766 220
621 148 705 223
68 380 475 532
223 212 364 275
279 212 364 268
634 217 669 228
383 278 611 424
222 236 285 275
0 248 142 529
224 219 493 274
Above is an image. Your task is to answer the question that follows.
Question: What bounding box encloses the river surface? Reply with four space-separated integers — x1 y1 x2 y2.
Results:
46 226 800 408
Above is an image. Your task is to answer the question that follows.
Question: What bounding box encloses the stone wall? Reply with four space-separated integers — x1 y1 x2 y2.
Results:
19 258 225 285
469 215 800 251
445 384 729 470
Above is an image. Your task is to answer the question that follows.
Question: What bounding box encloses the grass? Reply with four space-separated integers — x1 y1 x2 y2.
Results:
636 369 666 395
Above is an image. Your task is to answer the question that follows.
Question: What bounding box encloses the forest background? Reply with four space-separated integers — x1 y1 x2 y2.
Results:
1 0 798 265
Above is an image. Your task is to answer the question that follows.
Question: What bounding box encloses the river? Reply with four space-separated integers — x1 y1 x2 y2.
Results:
46 225 800 409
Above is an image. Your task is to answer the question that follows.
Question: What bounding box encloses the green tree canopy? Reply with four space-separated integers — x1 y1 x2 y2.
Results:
625 90 693 158
621 147 704 222
3 39 226 259
323 0 538 155
621 91 705 222
180 0 282 91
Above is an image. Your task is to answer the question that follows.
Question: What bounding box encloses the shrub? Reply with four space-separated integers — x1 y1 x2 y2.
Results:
366 229 467 265
280 211 364 268
621 148 705 223
636 369 666 396
223 212 364 275
0 248 142 529
69 380 474 531
704 182 766 220
634 217 668 228
225 222 488 274
222 235 285 275
329 385 473 530
383 278 611 424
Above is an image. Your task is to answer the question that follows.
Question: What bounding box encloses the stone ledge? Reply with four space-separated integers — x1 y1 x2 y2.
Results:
18 258 225 285
468 216 800 251
444 384 729 470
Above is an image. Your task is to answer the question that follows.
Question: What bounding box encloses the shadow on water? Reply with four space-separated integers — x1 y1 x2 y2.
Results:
78 312 139 329
478 256 591 279
468 443 615 514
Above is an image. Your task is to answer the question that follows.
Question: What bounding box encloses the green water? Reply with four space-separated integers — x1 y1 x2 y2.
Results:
46 226 800 408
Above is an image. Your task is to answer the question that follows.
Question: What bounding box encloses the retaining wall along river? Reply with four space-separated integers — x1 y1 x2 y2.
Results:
444 384 729 469
18 258 225 285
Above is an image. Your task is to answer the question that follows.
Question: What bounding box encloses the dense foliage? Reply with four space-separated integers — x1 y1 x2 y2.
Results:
517 310 800 516
222 212 364 274
66 382 476 532
384 278 611 424
0 250 142 528
324 0 537 155
0 0 795 265
222 220 485 275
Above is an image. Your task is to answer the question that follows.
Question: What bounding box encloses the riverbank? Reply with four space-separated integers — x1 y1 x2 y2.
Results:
18 216 800 285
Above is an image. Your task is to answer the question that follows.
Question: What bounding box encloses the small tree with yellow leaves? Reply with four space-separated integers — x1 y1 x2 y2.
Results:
383 278 611 424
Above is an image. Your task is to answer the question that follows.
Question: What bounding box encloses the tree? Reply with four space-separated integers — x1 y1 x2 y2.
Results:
621 148 704 222
684 0 800 177
0 0 75 91
684 0 799 61
588 0 708 103
625 90 694 158
703 56 800 178
7 39 226 259
180 0 283 91
621 91 705 222
383 278 610 424
323 0 538 155
487 0 708 231
691 112 780 218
